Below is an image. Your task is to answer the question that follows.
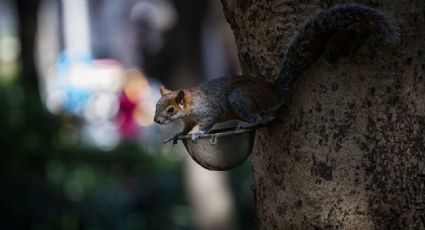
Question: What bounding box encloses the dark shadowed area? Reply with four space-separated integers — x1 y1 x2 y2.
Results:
0 0 255 229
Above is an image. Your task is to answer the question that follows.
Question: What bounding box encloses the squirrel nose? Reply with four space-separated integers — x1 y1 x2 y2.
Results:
154 117 160 124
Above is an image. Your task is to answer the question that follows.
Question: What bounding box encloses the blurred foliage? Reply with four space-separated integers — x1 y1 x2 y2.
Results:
0 78 255 229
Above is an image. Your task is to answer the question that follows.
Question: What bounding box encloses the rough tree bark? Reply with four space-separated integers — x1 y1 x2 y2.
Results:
219 0 425 229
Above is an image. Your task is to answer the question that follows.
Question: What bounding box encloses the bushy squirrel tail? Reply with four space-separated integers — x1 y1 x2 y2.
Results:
276 4 400 99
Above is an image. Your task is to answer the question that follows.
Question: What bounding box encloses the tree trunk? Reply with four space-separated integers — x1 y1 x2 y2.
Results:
220 0 425 229
16 0 40 88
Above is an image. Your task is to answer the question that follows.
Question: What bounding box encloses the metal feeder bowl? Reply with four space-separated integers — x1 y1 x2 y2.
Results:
165 124 256 171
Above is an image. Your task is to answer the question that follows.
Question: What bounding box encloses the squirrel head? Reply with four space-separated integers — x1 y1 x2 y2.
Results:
154 86 188 124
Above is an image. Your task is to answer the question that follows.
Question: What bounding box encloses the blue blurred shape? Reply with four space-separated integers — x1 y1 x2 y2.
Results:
56 51 94 116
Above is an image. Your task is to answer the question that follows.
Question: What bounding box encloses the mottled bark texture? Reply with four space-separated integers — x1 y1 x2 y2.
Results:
220 0 425 229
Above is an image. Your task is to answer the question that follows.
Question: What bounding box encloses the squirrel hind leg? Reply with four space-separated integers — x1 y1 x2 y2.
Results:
261 112 277 124
236 119 262 130
228 92 263 130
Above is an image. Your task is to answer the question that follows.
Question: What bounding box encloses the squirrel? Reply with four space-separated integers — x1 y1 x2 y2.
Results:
154 4 400 143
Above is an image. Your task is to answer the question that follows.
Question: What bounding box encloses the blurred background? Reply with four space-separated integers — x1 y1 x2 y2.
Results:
0 0 255 229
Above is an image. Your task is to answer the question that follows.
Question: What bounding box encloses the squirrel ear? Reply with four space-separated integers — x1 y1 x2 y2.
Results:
176 90 185 106
160 86 171 96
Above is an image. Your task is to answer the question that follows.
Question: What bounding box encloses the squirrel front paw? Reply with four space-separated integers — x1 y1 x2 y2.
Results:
191 131 206 143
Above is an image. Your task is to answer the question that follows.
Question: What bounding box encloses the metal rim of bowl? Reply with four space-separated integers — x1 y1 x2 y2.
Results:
164 126 252 144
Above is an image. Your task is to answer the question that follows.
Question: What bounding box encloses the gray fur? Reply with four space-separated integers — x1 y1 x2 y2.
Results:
192 77 234 130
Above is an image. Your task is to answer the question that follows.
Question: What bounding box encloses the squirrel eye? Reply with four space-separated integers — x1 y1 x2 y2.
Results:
167 107 175 114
